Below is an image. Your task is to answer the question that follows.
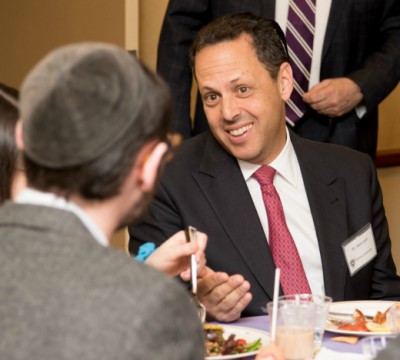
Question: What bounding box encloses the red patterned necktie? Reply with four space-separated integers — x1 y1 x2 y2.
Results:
285 0 316 126
253 165 311 294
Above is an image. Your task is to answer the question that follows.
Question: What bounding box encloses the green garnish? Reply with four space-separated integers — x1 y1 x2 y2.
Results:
245 338 262 352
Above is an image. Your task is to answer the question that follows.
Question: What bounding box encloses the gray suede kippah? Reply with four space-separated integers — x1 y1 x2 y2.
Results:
20 42 149 168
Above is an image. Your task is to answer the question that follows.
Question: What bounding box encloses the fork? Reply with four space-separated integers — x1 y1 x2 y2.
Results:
187 226 206 323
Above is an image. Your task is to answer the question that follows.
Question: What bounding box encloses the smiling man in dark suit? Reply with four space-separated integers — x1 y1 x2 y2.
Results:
129 13 400 322
156 0 400 159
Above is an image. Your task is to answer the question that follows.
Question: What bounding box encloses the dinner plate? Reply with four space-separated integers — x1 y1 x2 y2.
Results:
205 325 270 359
326 300 398 336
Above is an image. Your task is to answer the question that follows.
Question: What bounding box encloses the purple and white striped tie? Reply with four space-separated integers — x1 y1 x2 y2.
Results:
285 0 316 126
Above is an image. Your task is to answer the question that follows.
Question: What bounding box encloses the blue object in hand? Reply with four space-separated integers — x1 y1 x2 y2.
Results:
135 242 156 262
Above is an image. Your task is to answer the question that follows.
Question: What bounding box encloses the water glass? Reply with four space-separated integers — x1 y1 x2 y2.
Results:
267 299 315 360
361 335 397 357
276 294 332 350
387 303 400 333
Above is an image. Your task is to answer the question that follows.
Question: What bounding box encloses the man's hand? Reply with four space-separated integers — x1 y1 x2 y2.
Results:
197 268 252 322
303 78 363 117
145 230 207 278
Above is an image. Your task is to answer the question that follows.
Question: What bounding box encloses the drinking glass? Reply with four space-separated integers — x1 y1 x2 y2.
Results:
276 294 332 350
387 303 400 334
267 299 316 360
361 335 397 357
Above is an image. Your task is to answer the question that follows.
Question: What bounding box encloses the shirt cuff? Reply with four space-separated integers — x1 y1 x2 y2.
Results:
355 103 367 119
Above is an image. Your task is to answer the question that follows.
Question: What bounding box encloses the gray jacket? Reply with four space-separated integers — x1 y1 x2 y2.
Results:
0 202 204 360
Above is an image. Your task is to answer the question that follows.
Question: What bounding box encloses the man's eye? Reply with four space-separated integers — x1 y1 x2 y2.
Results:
238 87 248 94
205 93 218 102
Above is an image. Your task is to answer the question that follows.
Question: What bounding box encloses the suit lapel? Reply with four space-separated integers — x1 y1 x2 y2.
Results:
322 0 348 59
291 133 348 300
194 135 277 300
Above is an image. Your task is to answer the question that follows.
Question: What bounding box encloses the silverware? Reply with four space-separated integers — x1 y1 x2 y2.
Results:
327 311 374 325
328 311 374 320
187 226 206 323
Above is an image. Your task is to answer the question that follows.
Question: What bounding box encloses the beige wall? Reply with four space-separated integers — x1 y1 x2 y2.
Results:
379 86 400 151
1 0 125 88
378 166 400 269
378 91 400 270
138 0 168 70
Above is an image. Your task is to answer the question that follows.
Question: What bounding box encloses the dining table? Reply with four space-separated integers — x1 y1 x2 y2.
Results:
218 315 371 359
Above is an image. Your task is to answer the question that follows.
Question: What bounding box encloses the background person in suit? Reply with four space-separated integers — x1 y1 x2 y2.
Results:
0 43 205 359
129 13 400 322
157 0 400 158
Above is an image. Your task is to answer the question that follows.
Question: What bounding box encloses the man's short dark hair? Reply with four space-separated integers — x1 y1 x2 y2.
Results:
189 13 289 80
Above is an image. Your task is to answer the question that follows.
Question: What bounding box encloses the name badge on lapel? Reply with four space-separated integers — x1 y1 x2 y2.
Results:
342 223 377 276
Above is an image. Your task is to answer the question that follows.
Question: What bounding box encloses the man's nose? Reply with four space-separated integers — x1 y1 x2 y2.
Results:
221 96 241 121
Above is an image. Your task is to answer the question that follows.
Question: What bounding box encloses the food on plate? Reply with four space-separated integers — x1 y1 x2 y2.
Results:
373 308 389 325
331 336 359 345
204 324 262 357
365 322 389 333
337 319 369 332
335 307 390 333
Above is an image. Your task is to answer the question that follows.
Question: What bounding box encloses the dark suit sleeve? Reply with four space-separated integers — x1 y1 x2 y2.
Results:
368 155 400 299
157 0 212 138
346 0 400 113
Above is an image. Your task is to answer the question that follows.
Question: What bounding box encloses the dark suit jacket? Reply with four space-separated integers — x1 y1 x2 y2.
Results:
129 131 400 317
157 0 400 157
0 203 204 360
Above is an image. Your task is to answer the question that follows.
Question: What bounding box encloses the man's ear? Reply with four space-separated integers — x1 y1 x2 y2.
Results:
139 142 168 192
15 120 24 151
278 62 294 101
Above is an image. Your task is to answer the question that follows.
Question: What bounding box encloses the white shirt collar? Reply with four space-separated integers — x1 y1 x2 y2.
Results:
15 188 109 247
238 128 299 188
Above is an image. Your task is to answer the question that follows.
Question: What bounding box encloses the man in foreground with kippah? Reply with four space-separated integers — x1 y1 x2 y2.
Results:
0 43 204 360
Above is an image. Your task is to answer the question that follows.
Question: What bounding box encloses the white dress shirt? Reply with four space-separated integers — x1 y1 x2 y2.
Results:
238 129 325 295
16 188 109 247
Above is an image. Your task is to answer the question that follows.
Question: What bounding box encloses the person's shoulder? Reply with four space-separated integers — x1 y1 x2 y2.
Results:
94 250 205 358
69 242 203 324
93 247 195 309
176 131 211 155
165 131 213 169
292 132 373 169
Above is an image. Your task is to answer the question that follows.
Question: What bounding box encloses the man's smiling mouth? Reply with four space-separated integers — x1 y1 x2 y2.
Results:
228 124 253 137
